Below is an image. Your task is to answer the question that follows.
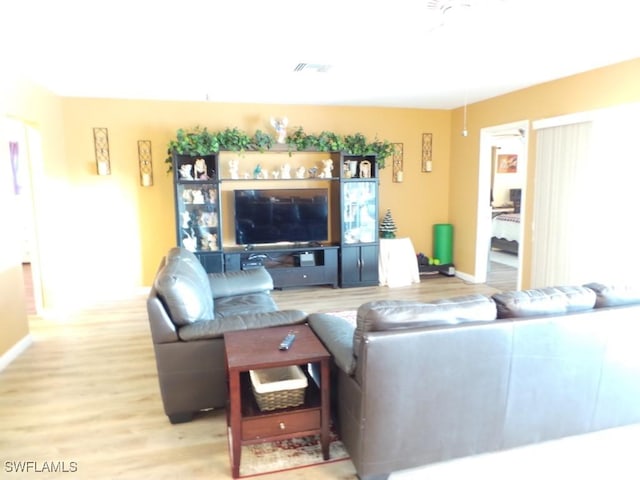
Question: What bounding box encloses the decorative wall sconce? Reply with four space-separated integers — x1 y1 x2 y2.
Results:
392 143 404 183
93 127 111 175
421 133 433 172
138 140 153 186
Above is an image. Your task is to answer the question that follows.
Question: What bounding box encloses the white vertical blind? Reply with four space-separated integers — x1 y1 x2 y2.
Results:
531 122 592 287
532 104 640 287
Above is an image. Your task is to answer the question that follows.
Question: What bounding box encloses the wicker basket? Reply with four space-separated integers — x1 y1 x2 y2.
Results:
249 365 308 411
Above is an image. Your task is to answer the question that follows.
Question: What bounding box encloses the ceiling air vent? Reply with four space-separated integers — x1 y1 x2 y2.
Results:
293 63 332 73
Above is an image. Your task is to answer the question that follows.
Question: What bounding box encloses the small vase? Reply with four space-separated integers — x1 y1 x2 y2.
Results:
348 161 358 178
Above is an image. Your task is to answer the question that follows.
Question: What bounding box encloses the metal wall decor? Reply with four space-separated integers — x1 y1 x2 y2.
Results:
421 133 433 172
138 140 153 186
392 143 404 183
93 127 111 175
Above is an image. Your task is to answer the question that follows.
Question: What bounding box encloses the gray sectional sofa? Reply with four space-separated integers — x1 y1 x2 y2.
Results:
308 283 640 480
146 249 640 477
146 248 307 423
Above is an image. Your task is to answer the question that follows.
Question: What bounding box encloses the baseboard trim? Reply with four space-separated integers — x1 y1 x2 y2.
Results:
0 334 33 372
455 270 479 284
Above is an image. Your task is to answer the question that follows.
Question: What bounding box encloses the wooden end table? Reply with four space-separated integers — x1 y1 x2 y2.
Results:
224 324 331 478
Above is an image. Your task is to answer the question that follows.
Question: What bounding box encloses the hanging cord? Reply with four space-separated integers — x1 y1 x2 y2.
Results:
462 90 469 137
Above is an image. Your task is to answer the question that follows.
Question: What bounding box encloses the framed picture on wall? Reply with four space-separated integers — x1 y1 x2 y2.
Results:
497 154 518 173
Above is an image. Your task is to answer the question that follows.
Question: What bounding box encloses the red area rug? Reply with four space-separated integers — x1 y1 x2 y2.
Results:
240 427 349 477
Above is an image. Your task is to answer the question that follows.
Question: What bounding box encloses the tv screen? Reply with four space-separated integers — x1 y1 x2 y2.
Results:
234 188 329 246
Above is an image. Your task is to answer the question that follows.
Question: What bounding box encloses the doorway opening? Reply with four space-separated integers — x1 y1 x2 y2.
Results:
5 118 43 315
476 120 529 291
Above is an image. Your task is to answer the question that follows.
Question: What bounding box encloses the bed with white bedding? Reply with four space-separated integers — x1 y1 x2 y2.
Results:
491 212 520 254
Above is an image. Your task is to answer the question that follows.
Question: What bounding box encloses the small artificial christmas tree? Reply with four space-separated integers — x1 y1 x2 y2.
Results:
379 209 398 238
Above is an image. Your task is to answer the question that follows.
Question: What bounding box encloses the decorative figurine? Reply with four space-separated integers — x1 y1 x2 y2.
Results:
359 160 372 178
296 166 306 179
270 117 288 144
271 170 280 179
209 233 218 250
181 211 190 229
191 190 205 204
253 164 262 179
321 158 333 178
281 163 291 179
343 161 352 178
179 164 193 180
182 231 196 251
194 158 209 179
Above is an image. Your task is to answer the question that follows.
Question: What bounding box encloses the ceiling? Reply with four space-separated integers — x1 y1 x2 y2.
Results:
3 0 640 109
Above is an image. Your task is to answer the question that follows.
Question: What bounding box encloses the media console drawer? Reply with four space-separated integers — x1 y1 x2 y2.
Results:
269 266 327 287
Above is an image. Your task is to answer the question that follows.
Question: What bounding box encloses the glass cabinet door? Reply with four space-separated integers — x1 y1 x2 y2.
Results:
342 181 377 244
176 184 219 252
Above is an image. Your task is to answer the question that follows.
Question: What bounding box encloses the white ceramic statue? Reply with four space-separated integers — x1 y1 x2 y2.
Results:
181 211 190 228
281 163 291 179
321 159 333 178
179 164 193 180
270 117 288 144
182 232 196 251
191 190 205 204
296 166 306 179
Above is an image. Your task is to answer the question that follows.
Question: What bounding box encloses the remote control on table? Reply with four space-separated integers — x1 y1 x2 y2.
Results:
279 331 296 351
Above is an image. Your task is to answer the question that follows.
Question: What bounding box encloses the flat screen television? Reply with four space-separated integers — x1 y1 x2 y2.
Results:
234 188 329 246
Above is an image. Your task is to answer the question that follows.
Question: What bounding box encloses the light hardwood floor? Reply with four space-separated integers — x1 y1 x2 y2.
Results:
2 277 640 479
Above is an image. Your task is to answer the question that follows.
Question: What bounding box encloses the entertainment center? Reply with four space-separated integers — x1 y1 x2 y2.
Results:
171 146 379 288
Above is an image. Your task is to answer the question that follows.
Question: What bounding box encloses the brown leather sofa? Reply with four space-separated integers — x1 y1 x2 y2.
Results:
308 283 640 480
147 247 307 423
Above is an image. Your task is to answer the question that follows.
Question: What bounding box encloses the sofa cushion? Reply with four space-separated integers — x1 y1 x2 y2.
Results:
492 286 595 319
308 313 357 375
208 267 274 299
584 282 640 308
214 293 278 318
353 295 497 354
154 252 214 326
178 309 308 340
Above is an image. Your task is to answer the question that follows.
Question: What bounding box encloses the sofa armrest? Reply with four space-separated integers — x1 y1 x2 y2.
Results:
147 287 179 344
308 313 356 375
178 309 307 341
208 267 274 299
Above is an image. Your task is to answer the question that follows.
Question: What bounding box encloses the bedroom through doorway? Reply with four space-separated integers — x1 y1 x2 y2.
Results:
476 120 528 291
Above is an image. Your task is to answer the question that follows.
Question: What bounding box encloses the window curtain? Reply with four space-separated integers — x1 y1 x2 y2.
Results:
532 105 640 287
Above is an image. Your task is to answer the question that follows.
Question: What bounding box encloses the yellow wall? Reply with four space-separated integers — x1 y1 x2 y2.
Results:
61 100 451 287
3 56 639 363
0 128 29 358
449 58 640 286
1 78 67 357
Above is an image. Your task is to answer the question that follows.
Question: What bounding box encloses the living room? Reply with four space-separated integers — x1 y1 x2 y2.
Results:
2 1 640 478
